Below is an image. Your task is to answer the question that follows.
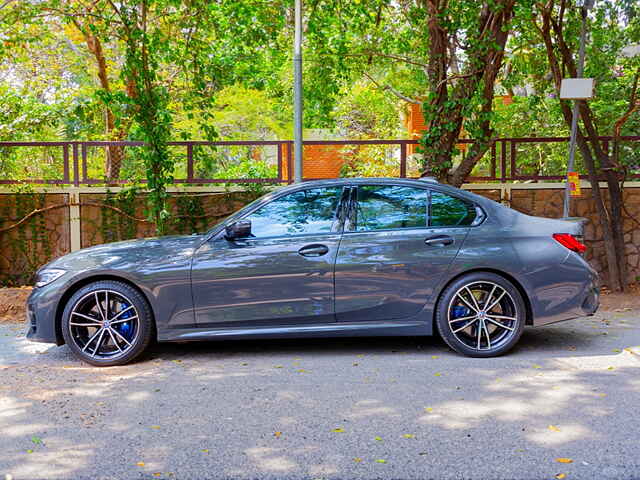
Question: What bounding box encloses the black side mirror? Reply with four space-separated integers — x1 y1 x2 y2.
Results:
225 220 252 240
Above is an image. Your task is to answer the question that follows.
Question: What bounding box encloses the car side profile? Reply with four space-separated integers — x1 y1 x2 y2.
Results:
26 178 599 366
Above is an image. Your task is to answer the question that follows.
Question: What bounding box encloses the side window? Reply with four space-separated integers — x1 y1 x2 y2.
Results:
245 187 344 238
355 185 428 232
430 191 476 227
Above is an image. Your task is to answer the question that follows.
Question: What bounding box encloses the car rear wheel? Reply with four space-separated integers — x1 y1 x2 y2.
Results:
61 280 154 366
436 272 526 357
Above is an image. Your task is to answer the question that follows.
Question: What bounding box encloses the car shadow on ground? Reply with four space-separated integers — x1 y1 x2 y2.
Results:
142 317 627 363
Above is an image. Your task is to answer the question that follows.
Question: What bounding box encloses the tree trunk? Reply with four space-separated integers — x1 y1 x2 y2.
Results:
420 0 515 184
537 1 626 290
84 31 124 183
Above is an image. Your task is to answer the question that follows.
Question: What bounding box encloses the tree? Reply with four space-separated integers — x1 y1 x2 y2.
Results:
534 0 639 290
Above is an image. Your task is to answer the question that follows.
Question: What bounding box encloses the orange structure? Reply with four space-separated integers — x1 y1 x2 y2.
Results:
280 142 345 180
404 102 468 153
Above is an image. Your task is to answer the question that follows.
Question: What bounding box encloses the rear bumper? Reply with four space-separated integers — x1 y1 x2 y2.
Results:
531 253 599 327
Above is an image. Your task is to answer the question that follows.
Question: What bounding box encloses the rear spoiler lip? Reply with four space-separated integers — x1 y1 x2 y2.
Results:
559 216 588 238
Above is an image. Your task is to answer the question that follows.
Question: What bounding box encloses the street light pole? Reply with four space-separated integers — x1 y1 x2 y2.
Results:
293 0 303 183
563 3 591 218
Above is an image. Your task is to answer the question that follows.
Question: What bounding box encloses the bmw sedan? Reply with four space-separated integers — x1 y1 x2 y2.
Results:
26 178 599 366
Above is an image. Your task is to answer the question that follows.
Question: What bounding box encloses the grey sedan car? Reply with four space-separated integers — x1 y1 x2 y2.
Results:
26 178 599 366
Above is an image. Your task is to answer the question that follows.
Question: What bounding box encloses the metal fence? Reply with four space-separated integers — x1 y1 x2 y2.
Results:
1 136 639 185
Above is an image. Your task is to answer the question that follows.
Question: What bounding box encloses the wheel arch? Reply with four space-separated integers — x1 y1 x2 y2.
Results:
54 274 157 345
433 268 533 328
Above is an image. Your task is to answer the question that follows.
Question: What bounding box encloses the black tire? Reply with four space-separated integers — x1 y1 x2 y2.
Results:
435 272 526 357
61 280 154 366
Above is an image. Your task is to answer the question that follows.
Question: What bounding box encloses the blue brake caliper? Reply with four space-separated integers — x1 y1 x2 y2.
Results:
451 306 470 320
114 301 134 341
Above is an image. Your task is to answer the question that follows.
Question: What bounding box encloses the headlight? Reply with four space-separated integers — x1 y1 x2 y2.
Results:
34 269 66 288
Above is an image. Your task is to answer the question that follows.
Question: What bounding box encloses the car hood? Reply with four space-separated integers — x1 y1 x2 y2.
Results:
42 234 205 273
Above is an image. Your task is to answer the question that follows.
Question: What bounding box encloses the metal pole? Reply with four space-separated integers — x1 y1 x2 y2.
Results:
563 6 589 218
293 0 303 183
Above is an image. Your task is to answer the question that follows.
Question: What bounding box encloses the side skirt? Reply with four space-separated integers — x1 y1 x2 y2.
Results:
160 320 430 343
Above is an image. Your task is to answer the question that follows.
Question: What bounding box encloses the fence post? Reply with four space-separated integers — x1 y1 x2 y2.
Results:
68 188 82 252
400 143 407 178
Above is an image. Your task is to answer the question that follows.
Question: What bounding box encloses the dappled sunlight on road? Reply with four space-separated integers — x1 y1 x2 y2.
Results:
0 311 639 479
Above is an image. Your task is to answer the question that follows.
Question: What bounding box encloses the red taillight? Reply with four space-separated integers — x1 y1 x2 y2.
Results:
553 233 587 253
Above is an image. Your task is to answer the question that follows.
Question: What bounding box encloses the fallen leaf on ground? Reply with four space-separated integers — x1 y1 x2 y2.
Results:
532 364 542 369
353 457 363 463
136 462 145 467
153 473 162 477
555 474 566 479
296 369 307 373
548 425 561 432
607 366 615 370
374 436 383 441
403 434 415 438
201 449 209 454
376 459 386 463
612 348 621 353
431 355 439 359
556 458 573 464
274 432 282 438
150 425 161 430
332 428 345 433
30 436 42 445
424 407 433 413
26 449 33 454
434 372 442 377
274 365 283 368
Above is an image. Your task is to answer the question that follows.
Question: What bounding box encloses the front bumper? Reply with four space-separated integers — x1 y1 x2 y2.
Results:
25 283 65 345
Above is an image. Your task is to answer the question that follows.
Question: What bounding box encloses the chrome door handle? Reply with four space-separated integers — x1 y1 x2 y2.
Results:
298 244 329 257
425 235 454 246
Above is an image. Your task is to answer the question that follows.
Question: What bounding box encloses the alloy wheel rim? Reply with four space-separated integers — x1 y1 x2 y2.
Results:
68 290 139 360
447 281 518 351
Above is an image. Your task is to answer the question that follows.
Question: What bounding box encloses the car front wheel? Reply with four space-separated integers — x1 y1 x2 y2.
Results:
436 272 526 357
61 280 154 366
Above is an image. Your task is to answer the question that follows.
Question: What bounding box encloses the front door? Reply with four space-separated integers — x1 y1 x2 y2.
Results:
191 186 346 327
334 184 477 322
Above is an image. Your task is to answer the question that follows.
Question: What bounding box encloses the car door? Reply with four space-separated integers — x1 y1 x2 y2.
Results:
334 184 477 322
191 185 347 327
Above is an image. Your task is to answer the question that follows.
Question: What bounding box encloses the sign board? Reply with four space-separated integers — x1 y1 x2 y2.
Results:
560 78 595 99
567 172 581 196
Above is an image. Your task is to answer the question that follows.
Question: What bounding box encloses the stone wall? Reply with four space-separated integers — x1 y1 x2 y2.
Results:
0 193 70 286
1 185 639 287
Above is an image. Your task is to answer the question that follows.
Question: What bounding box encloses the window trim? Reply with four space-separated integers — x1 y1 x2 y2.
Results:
215 185 350 241
345 184 483 234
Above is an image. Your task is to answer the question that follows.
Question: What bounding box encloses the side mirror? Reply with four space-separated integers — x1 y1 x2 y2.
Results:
225 220 252 240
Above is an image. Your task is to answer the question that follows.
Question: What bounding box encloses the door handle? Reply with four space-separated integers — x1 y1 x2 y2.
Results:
424 235 454 246
298 244 329 257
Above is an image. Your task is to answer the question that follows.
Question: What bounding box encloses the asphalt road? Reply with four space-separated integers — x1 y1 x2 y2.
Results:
1 310 639 480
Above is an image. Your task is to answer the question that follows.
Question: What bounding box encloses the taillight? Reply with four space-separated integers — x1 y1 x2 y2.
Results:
553 233 587 253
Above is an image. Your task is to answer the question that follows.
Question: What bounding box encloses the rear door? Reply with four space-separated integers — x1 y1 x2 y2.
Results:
334 184 477 322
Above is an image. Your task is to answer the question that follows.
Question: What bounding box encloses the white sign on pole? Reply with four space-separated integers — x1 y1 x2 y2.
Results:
560 78 595 100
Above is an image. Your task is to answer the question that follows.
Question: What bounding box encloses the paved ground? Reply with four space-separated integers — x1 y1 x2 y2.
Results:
1 310 639 480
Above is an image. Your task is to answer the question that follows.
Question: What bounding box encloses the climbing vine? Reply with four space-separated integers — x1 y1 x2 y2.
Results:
0 190 51 286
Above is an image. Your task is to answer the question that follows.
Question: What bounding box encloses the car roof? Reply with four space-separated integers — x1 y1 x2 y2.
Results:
278 177 471 198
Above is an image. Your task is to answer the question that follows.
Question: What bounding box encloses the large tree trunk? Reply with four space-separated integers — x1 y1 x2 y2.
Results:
420 0 515 185
537 1 626 291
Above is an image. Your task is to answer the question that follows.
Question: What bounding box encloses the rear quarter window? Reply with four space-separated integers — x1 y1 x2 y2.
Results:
430 191 477 227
